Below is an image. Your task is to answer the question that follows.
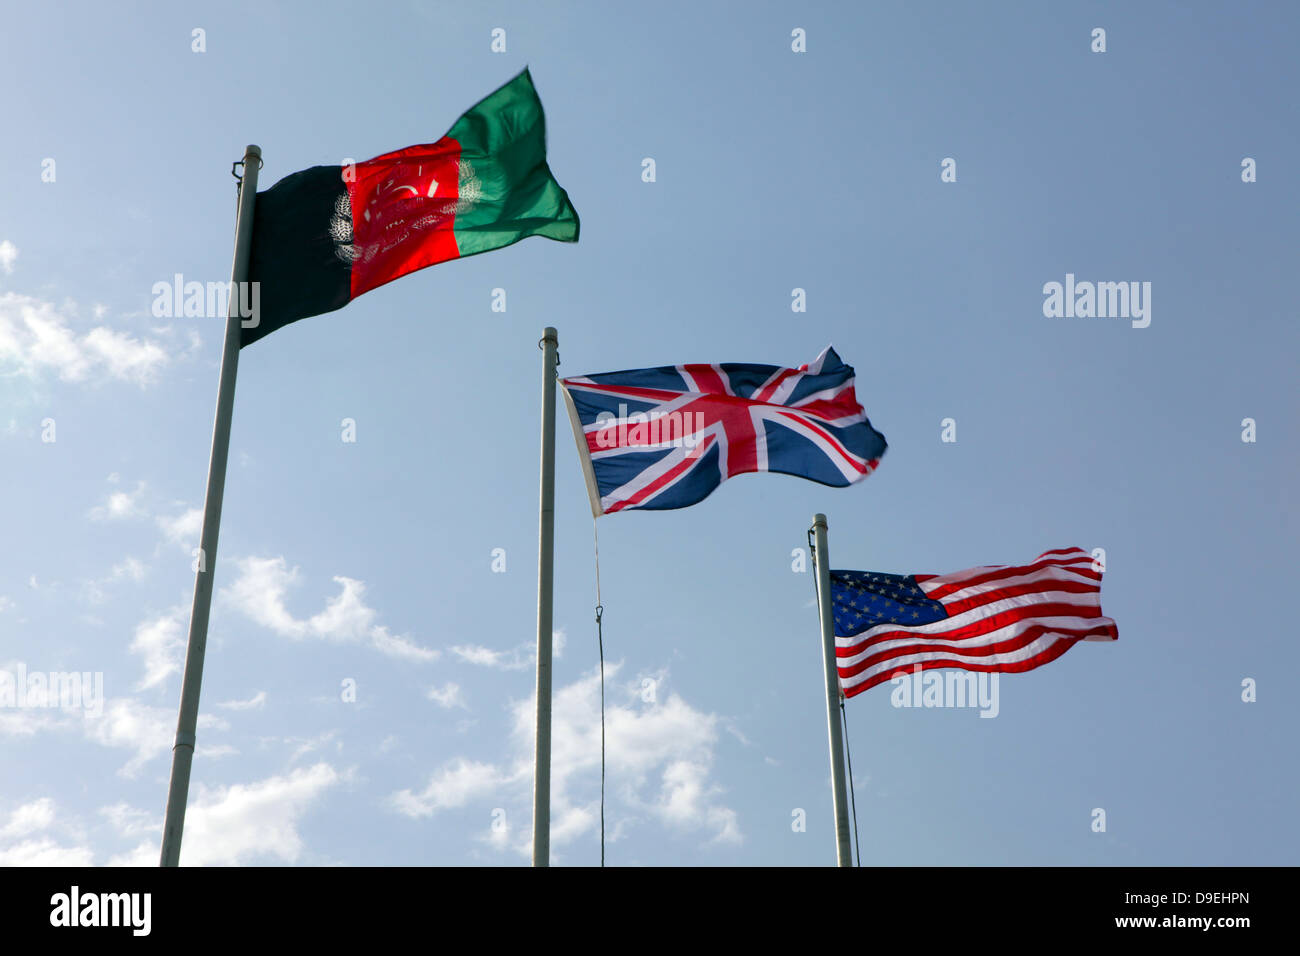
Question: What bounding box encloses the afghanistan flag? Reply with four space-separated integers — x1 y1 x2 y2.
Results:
243 68 579 347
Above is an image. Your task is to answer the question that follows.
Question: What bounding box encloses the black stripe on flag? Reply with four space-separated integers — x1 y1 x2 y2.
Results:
244 165 353 348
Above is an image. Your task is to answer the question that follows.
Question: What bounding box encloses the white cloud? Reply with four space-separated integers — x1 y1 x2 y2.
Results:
112 557 147 582
551 804 597 846
0 292 171 386
99 802 157 840
156 508 202 550
656 760 741 844
130 607 187 690
449 629 563 671
223 556 437 662
218 691 267 711
198 713 230 732
0 798 55 838
199 743 239 759
83 327 170 383
83 698 192 777
390 665 742 853
389 759 509 818
0 596 13 613
0 838 95 866
449 644 515 667
88 480 147 521
427 682 466 709
82 554 149 606
286 730 340 763
0 709 68 737
369 627 439 662
109 762 341 866
540 666 741 848
0 240 16 274
0 799 94 866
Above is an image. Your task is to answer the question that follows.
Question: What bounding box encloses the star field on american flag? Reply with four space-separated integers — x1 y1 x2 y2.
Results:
831 570 948 634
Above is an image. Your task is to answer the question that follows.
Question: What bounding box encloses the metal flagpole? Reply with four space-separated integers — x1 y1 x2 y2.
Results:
159 144 261 867
812 513 853 866
532 326 558 867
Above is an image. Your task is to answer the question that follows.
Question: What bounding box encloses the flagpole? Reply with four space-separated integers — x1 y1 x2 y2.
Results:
812 513 853 866
533 326 558 867
159 144 261 867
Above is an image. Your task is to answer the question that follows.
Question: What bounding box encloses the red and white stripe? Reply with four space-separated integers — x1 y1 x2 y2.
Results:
838 548 1117 698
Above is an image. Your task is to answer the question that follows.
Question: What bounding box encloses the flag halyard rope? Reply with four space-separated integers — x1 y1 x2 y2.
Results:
839 696 862 867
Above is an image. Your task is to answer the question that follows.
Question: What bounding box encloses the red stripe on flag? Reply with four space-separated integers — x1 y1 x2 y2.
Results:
347 138 463 299
838 616 1115 680
842 631 1086 698
920 553 1099 601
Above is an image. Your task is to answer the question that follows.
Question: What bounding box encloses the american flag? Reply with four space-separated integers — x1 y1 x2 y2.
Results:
560 346 887 515
832 548 1117 698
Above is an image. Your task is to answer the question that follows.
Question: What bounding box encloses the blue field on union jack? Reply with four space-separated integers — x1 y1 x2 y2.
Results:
560 346 887 514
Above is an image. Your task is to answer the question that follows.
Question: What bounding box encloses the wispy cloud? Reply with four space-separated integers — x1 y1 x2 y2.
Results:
107 762 341 866
0 796 94 867
218 691 267 711
83 698 174 777
223 556 437 662
450 629 565 671
112 557 147 581
390 759 508 818
0 798 55 839
427 682 467 709
0 798 97 865
88 478 148 521
81 553 149 606
0 709 68 738
156 508 202 550
390 665 742 854
130 606 187 690
0 292 172 386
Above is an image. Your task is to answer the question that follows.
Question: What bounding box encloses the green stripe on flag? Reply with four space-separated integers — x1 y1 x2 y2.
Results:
448 68 580 257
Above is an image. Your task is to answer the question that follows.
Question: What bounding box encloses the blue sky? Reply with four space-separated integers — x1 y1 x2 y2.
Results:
1 1 1296 866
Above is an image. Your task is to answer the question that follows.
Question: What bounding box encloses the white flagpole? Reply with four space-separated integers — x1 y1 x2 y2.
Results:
533 326 558 866
812 513 853 866
159 145 261 866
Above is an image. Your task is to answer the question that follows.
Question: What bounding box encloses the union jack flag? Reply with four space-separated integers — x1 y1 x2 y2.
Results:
559 346 887 515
